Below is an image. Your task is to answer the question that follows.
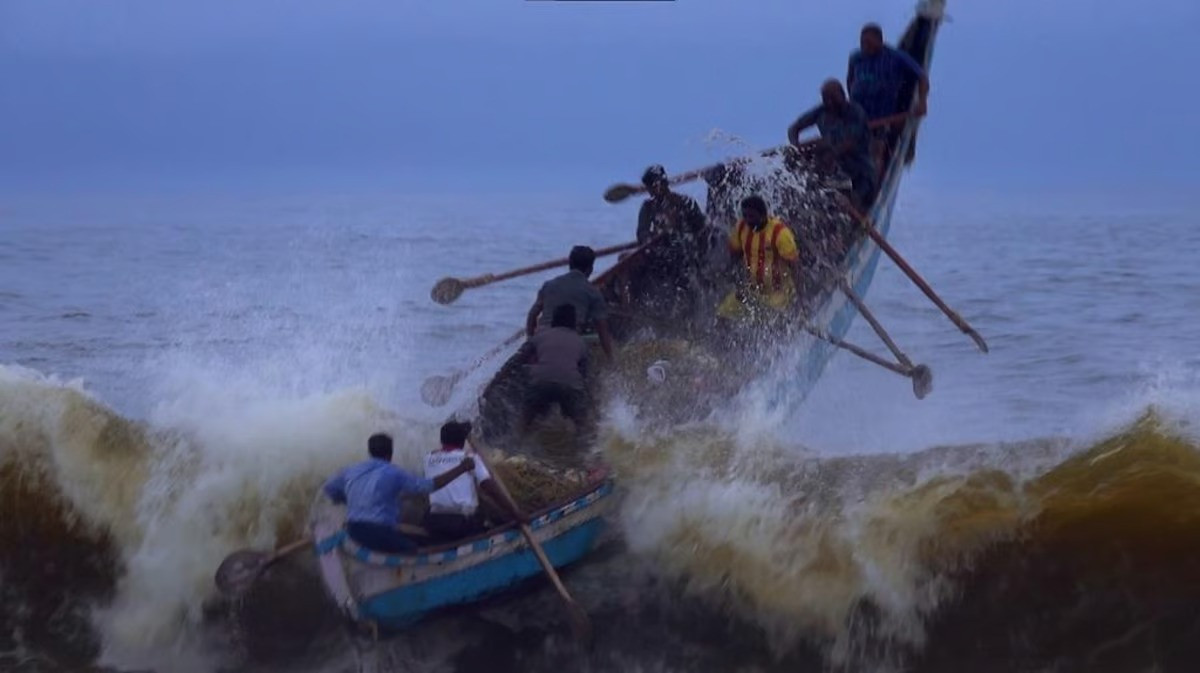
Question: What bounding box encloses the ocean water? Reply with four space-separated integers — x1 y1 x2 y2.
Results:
3 182 1200 673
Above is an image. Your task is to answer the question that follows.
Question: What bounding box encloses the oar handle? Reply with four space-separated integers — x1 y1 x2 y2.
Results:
591 234 666 286
458 240 641 288
269 537 313 564
838 278 915 368
469 443 592 641
804 324 911 376
843 200 990 354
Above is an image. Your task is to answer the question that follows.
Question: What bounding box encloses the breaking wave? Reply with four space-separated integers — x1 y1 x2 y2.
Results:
4 361 1200 672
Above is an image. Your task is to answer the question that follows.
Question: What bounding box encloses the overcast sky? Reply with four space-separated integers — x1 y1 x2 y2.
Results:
2 0 1197 196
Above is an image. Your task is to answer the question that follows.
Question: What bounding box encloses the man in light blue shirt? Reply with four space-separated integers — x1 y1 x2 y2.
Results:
324 433 475 553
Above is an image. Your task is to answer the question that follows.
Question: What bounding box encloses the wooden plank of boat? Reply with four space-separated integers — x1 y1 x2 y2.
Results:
310 477 617 632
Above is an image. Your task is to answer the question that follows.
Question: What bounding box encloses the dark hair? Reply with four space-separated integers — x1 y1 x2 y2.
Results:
440 420 472 448
642 164 668 188
861 23 883 39
551 303 578 330
368 433 393 460
740 195 768 217
568 245 596 273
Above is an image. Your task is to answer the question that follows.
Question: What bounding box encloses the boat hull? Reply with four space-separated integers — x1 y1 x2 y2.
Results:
771 13 942 408
310 479 616 631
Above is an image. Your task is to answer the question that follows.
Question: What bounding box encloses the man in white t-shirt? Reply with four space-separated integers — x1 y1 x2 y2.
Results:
423 420 526 542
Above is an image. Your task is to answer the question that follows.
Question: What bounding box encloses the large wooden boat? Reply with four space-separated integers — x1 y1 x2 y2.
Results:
476 4 946 443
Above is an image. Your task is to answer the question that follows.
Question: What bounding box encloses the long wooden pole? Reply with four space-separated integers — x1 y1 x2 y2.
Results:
431 240 640 305
836 279 933 399
841 201 989 354
469 443 593 645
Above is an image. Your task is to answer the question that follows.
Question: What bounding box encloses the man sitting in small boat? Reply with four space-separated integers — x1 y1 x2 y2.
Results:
525 245 614 360
716 195 803 328
323 433 476 553
423 420 525 542
520 303 590 433
788 79 877 209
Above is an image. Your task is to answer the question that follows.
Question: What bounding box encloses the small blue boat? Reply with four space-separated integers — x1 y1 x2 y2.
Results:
310 477 615 632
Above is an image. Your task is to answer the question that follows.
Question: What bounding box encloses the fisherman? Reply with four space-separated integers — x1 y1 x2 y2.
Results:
323 433 476 553
633 164 713 318
423 420 525 541
525 245 614 360
520 304 590 432
848 23 929 123
788 79 878 209
717 195 802 326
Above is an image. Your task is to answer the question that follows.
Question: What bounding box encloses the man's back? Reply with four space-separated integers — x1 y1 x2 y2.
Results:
424 448 491 516
324 458 432 526
537 270 607 331
528 326 588 389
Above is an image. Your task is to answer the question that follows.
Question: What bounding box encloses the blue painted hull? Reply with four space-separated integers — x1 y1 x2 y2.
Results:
359 517 606 626
310 479 616 632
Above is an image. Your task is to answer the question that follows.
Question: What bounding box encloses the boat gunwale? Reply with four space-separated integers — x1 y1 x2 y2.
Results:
313 477 615 568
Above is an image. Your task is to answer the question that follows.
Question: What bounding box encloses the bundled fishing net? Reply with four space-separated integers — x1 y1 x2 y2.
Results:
485 452 593 513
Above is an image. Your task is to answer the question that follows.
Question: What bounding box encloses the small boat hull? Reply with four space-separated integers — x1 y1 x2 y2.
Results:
310 479 616 631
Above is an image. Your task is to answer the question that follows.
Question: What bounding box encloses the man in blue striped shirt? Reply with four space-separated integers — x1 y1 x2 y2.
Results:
847 23 930 121
323 433 475 553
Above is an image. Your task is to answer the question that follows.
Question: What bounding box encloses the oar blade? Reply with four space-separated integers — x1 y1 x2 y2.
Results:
968 329 990 354
566 599 594 647
420 375 456 407
911 364 934 400
602 183 642 204
430 277 465 305
214 549 270 596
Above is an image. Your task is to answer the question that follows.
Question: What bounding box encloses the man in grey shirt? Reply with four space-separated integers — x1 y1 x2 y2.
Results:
525 245 614 360
520 303 590 431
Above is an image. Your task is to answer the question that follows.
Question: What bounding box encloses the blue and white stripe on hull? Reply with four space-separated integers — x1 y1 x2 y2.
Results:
310 479 616 630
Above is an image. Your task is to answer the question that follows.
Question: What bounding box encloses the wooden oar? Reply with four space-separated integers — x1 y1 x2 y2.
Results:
214 537 312 596
421 328 524 407
431 241 640 305
841 200 989 354
469 442 593 645
802 323 932 399
603 113 911 204
837 278 934 400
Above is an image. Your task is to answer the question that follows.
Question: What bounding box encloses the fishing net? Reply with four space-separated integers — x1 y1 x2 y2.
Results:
485 452 592 513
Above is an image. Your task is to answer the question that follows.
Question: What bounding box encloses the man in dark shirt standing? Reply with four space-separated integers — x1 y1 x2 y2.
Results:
847 23 929 122
634 165 713 319
525 245 614 360
788 79 877 209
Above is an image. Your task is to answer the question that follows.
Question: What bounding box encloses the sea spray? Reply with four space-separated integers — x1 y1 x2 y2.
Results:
0 364 439 670
7 357 1200 671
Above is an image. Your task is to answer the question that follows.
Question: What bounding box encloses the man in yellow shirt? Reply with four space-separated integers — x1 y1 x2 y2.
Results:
717 195 802 325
